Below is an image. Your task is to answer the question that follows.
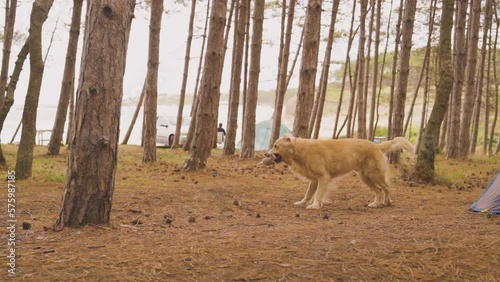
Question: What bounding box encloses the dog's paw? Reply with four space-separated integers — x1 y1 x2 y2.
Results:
368 202 382 208
306 203 321 209
294 200 305 206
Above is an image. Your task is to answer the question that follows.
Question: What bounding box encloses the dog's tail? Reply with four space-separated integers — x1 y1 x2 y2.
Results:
377 137 414 154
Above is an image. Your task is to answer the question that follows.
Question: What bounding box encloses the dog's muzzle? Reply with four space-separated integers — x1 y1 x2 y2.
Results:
265 153 283 164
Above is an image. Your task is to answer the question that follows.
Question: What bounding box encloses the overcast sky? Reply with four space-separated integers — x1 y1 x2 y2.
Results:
0 0 418 107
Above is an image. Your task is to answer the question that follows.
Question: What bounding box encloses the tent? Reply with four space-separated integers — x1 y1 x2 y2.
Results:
237 119 292 151
471 172 500 213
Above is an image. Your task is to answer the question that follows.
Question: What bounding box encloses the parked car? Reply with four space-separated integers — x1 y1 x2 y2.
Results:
156 115 190 147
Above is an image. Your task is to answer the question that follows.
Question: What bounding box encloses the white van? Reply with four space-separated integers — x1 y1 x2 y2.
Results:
156 115 191 146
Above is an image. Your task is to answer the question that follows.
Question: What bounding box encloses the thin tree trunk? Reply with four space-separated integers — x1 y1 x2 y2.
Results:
183 0 227 171
47 0 83 155
458 0 481 157
121 84 145 145
54 0 135 229
0 38 29 167
15 0 55 180
241 0 264 158
224 0 249 155
483 19 492 155
489 12 498 155
357 0 370 139
172 0 196 149
333 0 357 138
143 0 163 163
404 0 436 138
415 0 454 182
373 0 395 138
446 0 467 158
190 0 210 117
184 0 211 150
65 89 74 144
470 0 491 154
292 0 322 138
387 0 405 140
388 0 417 164
269 0 296 147
416 51 431 152
310 0 340 139
241 2 250 136
0 0 17 110
368 0 381 141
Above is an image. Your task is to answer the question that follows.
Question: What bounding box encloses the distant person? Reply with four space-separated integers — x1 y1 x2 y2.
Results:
217 123 226 143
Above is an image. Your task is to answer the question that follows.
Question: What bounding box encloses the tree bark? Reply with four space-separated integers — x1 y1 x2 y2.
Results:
54 0 135 229
183 0 227 171
15 0 54 180
269 0 296 147
143 0 163 163
292 0 322 138
415 0 454 182
388 0 417 164
368 0 381 141
458 0 481 157
470 0 491 154
224 0 249 155
240 0 265 158
310 0 340 139
446 0 467 158
0 0 17 110
172 0 196 149
387 0 405 140
356 0 369 139
489 16 498 155
333 0 357 138
47 0 83 155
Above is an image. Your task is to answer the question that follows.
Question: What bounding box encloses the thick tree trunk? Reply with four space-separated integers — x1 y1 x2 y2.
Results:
458 0 481 157
15 0 54 180
415 0 454 182
54 0 135 229
143 0 163 163
224 0 249 155
388 0 416 164
183 0 227 171
240 0 264 158
47 0 83 155
292 0 322 138
269 0 296 147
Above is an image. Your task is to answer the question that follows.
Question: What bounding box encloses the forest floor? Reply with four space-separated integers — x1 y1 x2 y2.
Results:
1 144 499 281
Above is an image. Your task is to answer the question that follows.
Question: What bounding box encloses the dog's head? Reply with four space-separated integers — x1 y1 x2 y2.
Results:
265 134 296 165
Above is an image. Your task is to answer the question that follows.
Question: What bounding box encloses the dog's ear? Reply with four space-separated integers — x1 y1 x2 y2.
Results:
283 133 295 142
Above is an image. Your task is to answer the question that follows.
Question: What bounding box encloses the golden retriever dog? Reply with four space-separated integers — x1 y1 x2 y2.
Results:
265 135 414 209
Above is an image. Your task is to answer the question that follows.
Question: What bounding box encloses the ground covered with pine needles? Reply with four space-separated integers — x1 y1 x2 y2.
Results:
1 144 499 281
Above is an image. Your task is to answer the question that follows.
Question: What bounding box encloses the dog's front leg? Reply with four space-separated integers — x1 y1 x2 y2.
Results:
306 177 329 209
294 180 317 206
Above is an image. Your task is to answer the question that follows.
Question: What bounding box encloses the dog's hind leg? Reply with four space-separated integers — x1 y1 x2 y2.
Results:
306 177 329 209
294 180 318 206
359 173 384 208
